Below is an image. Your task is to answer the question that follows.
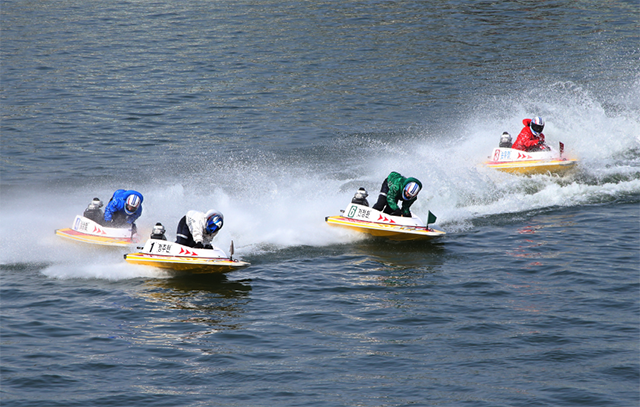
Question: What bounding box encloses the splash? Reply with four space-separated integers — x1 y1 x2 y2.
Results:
1 80 638 278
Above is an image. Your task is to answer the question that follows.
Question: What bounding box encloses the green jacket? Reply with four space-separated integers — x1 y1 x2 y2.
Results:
386 171 422 216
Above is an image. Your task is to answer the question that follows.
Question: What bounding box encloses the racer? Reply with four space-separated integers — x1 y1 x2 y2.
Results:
512 116 548 152
371 171 422 217
103 189 144 228
175 209 224 249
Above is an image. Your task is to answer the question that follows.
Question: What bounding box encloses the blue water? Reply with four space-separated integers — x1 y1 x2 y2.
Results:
1 1 639 406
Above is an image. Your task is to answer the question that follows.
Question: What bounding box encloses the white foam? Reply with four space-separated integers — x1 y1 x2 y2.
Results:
1 80 637 279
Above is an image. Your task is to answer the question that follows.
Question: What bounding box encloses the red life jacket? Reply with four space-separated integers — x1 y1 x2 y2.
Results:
512 118 545 151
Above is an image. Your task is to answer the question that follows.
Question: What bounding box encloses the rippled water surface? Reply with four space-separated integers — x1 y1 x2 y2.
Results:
1 1 639 406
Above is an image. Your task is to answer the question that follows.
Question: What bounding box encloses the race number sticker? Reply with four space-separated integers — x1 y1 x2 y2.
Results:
348 205 357 217
357 208 371 219
150 242 172 254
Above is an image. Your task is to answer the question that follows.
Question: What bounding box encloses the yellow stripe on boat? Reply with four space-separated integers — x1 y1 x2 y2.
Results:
325 216 445 241
55 228 135 247
124 253 250 273
485 158 577 175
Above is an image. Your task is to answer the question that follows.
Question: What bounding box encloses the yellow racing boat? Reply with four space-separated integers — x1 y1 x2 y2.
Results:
484 143 577 175
326 202 445 241
124 239 250 274
56 215 139 247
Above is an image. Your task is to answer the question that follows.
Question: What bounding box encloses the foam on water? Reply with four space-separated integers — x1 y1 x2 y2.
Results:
1 80 638 279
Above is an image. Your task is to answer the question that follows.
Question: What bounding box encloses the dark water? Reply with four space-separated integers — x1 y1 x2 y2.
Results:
1 1 639 406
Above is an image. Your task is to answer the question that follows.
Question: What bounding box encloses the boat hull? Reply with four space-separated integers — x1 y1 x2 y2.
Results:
485 147 577 175
124 239 250 274
326 216 445 241
325 203 445 241
485 158 577 175
124 253 249 273
55 216 138 247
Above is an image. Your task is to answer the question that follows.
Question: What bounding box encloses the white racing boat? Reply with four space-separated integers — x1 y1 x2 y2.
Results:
56 215 139 247
484 142 577 175
325 200 445 241
124 238 250 274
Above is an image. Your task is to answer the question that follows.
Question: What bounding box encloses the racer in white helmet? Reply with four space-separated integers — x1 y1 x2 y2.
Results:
372 171 422 217
512 116 548 152
103 189 144 227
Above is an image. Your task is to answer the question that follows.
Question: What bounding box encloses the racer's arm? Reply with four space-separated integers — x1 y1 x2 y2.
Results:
386 184 401 212
103 200 121 222
127 207 142 224
186 213 205 244
522 134 544 149
537 134 547 149
401 198 416 217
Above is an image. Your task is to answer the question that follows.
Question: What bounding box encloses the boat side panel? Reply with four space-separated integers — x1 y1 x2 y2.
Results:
326 216 445 241
56 228 134 246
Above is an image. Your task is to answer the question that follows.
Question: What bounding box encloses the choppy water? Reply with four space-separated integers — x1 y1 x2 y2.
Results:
1 1 639 406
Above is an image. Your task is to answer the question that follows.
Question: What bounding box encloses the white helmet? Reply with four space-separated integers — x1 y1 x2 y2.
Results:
402 182 421 200
530 116 545 136
125 194 141 215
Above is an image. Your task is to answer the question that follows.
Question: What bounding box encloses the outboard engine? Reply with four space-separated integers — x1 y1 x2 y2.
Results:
150 222 167 240
499 132 512 148
83 197 104 224
351 187 369 206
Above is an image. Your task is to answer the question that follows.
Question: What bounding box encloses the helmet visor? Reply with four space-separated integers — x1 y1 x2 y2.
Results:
206 215 223 234
125 204 138 214
531 123 544 134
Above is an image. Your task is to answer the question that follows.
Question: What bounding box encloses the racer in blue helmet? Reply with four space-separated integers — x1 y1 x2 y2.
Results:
175 209 224 249
206 213 224 234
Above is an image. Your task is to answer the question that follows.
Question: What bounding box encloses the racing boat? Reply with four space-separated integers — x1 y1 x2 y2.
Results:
484 142 577 175
325 201 445 241
55 215 139 247
124 239 250 274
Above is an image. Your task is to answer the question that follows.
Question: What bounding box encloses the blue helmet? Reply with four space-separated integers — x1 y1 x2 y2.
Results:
125 194 141 215
205 211 224 234
402 182 421 200
530 116 545 136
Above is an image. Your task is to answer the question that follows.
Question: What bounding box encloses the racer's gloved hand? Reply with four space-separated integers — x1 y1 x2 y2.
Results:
204 244 213 250
194 242 204 249
402 212 412 217
535 139 547 149
391 209 402 216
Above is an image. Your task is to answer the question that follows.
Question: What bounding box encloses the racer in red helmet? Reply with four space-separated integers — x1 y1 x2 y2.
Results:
512 116 548 152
